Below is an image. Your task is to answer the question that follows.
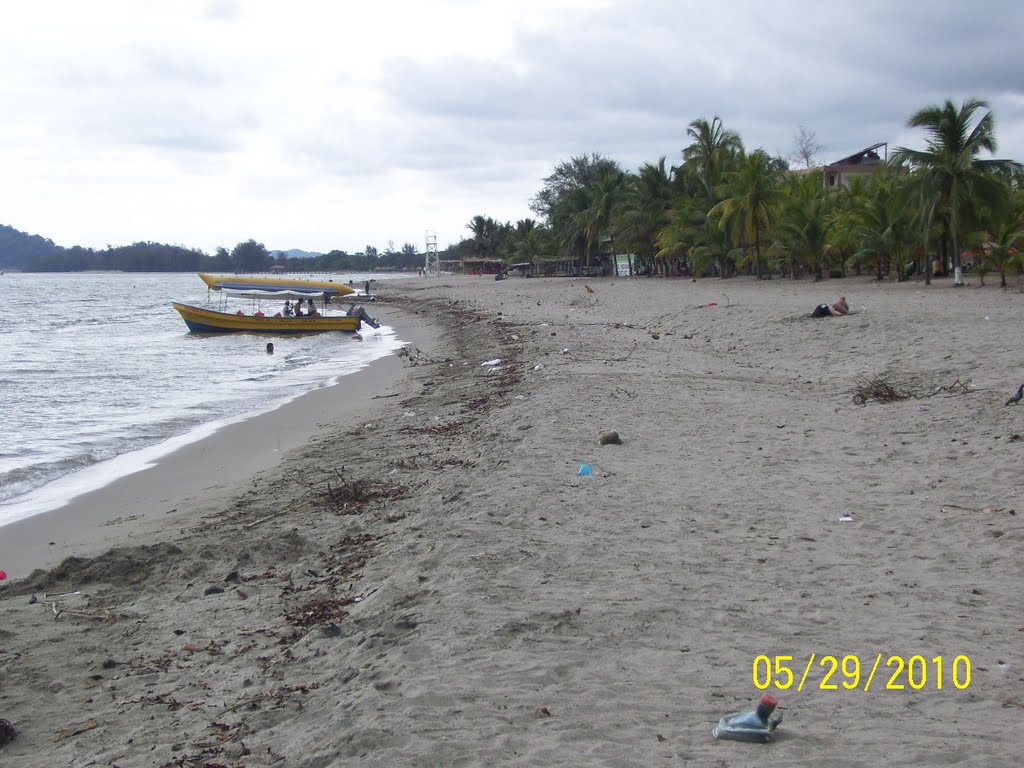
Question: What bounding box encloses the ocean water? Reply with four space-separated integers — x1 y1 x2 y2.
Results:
0 271 411 527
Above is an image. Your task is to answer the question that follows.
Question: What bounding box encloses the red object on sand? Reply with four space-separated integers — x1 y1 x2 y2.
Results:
755 693 779 723
706 302 718 307
0 570 7 580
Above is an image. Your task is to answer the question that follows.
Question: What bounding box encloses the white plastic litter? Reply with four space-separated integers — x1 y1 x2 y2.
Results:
482 359 501 367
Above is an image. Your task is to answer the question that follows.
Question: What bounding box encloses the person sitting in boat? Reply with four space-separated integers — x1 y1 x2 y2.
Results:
307 302 320 317
283 300 293 317
294 299 304 317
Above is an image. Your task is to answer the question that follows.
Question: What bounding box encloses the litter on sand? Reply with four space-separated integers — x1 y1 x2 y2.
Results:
577 464 593 476
713 695 781 742
482 359 501 367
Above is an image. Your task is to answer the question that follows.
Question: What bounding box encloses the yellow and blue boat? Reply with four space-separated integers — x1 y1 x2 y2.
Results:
173 274 377 333
171 302 378 333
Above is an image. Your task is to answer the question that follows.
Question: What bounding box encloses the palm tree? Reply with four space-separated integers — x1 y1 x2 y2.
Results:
535 154 623 274
979 181 1024 287
682 116 744 190
665 206 736 277
466 215 495 258
512 218 547 272
826 175 872 277
851 167 916 281
891 97 1022 285
709 149 782 279
776 170 834 279
574 166 625 274
616 158 674 275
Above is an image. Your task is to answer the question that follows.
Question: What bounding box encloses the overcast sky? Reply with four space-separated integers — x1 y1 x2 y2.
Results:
2 0 1022 255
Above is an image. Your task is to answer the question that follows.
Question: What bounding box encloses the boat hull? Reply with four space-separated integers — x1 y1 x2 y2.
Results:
172 303 362 333
199 272 355 297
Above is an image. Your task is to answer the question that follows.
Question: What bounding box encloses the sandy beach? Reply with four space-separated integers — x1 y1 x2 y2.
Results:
1 274 1022 767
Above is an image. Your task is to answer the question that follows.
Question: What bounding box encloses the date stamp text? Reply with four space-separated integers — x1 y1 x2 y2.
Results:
752 654 972 692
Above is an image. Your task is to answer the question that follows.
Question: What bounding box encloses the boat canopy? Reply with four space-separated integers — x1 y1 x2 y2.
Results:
200 273 353 296
223 289 331 300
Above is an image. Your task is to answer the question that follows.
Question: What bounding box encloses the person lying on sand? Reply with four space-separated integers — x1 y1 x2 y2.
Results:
811 296 849 317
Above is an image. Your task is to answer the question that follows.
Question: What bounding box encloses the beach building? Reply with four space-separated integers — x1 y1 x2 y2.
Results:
819 142 888 188
460 258 505 275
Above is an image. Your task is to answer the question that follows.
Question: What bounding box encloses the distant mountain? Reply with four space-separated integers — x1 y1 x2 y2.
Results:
1 227 329 271
271 248 323 259
0 224 64 268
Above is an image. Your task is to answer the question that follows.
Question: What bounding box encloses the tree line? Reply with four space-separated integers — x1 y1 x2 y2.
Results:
0 232 433 273
5 97 1021 283
462 97 1024 285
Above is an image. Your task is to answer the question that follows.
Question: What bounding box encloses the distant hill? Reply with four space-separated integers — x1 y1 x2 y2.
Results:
1 227 329 271
0 224 63 268
271 248 323 259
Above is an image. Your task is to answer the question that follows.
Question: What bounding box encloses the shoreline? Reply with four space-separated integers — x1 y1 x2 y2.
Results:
1 275 1022 766
0 312 436 577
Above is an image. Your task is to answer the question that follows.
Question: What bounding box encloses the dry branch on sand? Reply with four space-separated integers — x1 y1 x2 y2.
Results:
852 374 915 405
318 471 407 514
285 597 355 628
924 377 973 397
852 373 974 405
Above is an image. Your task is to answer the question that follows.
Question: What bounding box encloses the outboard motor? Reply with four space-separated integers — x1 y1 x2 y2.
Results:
347 304 381 329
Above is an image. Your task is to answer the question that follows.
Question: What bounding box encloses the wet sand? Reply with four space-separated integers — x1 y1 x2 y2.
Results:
0 274 1022 767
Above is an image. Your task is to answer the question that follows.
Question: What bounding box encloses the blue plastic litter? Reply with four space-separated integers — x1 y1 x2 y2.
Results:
712 695 781 742
577 464 593 476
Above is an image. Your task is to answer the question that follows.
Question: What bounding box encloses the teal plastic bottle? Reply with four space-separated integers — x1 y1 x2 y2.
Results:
712 694 781 742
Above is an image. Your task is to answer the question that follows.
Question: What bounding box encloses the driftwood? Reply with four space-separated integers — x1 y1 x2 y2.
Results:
852 374 974 405
55 719 98 741
922 377 973 397
940 503 1014 515
244 511 284 529
852 374 914 405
